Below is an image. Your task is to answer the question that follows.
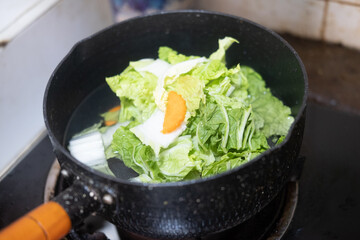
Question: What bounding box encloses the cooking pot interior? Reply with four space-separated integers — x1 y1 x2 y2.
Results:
44 10 306 167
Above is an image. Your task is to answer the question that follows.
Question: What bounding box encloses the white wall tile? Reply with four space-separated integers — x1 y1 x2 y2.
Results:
195 0 325 39
324 2 360 49
0 0 59 43
329 0 360 5
0 0 113 174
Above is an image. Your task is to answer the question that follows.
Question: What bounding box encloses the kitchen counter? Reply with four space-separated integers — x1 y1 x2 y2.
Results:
282 34 360 115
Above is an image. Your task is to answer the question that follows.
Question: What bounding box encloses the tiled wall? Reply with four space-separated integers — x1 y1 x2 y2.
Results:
0 0 113 174
195 0 360 50
326 1 360 49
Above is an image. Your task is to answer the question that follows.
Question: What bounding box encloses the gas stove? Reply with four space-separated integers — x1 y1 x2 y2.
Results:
1 101 359 239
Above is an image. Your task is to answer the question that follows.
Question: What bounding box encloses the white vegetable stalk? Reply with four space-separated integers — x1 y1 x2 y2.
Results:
68 131 106 166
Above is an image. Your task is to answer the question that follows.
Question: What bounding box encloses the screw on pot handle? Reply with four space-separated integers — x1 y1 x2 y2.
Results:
0 182 101 240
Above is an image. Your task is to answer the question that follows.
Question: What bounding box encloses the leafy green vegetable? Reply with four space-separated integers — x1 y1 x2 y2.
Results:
111 126 158 177
129 58 154 69
184 96 268 155
92 163 115 177
209 37 239 62
72 122 103 138
165 75 205 116
100 110 119 123
202 152 247 177
70 36 295 183
157 136 197 182
112 127 199 182
242 66 294 137
154 57 207 113
158 47 198 64
106 64 158 123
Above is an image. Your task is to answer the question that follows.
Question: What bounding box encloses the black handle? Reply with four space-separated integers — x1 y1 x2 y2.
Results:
68 230 110 240
54 182 101 226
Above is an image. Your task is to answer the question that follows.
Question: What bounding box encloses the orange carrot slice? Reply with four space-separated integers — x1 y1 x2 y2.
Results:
104 105 121 126
104 120 117 126
109 105 121 112
162 91 187 134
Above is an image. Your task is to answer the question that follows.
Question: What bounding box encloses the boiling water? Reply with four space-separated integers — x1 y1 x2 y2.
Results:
65 84 119 143
64 84 138 179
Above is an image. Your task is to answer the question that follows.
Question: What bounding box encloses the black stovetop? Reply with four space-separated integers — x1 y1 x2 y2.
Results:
1 102 360 239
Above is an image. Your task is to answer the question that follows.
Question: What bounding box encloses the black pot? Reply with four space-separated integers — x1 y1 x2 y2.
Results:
1 10 308 240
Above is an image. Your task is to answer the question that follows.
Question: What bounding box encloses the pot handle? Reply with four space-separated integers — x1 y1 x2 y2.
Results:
0 182 101 240
0 201 71 240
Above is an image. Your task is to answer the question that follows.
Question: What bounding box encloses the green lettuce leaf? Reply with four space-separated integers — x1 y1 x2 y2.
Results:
184 96 268 156
209 36 239 63
189 136 216 172
131 58 171 79
206 73 234 97
116 97 142 123
112 127 199 183
106 65 157 123
92 163 115 176
129 58 154 69
154 57 207 113
228 65 249 100
111 126 159 178
242 66 294 137
158 46 198 64
202 151 254 177
100 109 119 123
165 75 205 116
102 37 294 183
190 60 240 86
157 135 198 182
131 174 160 183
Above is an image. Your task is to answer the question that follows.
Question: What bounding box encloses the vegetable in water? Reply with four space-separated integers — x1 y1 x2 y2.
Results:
162 91 187 134
103 105 121 126
67 37 294 183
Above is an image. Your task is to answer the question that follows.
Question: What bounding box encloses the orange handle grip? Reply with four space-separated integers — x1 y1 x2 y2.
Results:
0 201 71 240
